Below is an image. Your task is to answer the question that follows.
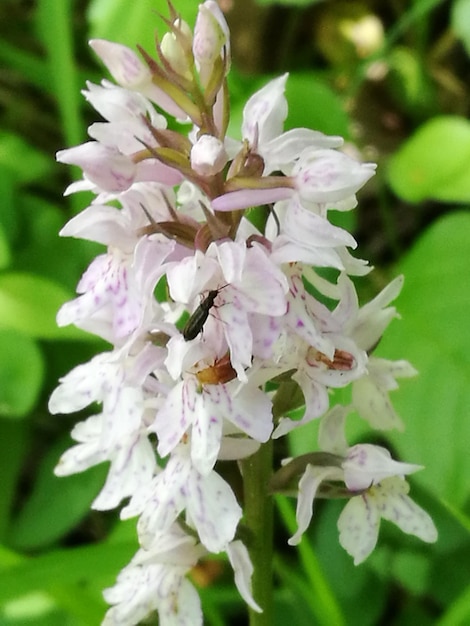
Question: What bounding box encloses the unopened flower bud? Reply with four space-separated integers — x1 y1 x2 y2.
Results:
193 1 230 66
191 134 228 176
161 18 193 79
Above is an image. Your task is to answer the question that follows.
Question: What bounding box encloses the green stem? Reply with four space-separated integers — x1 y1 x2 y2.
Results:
241 440 274 626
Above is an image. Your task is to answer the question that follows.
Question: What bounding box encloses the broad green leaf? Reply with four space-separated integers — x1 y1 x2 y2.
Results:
377 212 470 505
0 329 44 419
36 0 84 147
87 0 199 55
0 133 51 184
285 73 350 139
0 420 29 538
387 116 470 202
8 437 108 550
451 0 470 57
0 272 87 340
0 222 11 270
0 540 137 605
255 0 323 5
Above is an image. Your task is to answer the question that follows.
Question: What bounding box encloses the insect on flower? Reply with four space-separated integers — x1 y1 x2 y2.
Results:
183 286 227 341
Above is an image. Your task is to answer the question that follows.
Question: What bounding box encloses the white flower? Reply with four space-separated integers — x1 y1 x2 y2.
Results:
293 148 376 208
286 405 436 557
89 39 188 119
152 376 273 474
103 524 205 626
338 476 438 565
123 442 242 554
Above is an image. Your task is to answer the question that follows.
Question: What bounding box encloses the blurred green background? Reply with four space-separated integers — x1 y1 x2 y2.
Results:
0 0 469 624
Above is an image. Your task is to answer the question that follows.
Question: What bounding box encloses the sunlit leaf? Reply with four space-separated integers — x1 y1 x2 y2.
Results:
387 117 470 202
286 73 350 139
0 272 88 341
451 0 470 57
0 329 44 418
377 212 470 506
8 437 109 550
0 132 51 184
87 0 199 55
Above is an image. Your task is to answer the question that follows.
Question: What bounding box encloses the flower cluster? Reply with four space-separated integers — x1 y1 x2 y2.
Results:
50 2 437 624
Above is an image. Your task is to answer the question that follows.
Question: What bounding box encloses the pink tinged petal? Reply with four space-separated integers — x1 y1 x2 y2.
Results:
283 201 357 249
102 386 145 449
83 80 165 127
242 74 288 146
371 358 418 388
318 404 351 455
211 187 293 212
330 273 359 328
54 415 106 475
217 242 288 315
220 308 253 380
293 149 376 204
273 371 329 438
89 40 188 120
63 178 95 196
352 375 405 431
137 459 189 545
271 237 345 268
48 355 116 414
289 465 335 545
353 277 404 349
343 444 422 492
187 470 242 553
228 383 273 442
191 390 224 475
227 540 262 613
284 291 334 358
193 1 231 66
377 478 438 543
337 495 381 565
92 435 157 510
154 380 194 458
59 204 135 250
57 142 136 193
250 314 283 360
134 158 185 186
57 252 142 339
261 128 344 173
90 39 150 89
337 247 371 276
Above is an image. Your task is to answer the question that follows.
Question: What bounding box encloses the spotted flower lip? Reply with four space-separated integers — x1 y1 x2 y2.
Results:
51 2 434 624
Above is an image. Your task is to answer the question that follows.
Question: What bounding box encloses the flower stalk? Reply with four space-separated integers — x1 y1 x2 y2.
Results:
50 2 437 624
241 440 274 626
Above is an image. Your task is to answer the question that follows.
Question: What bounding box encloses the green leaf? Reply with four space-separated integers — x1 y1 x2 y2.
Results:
255 0 323 6
0 272 88 341
451 0 470 57
0 221 11 270
0 420 29 538
285 73 350 139
0 132 51 185
8 437 109 550
387 116 470 202
87 0 199 56
0 540 137 605
0 329 44 419
377 212 470 506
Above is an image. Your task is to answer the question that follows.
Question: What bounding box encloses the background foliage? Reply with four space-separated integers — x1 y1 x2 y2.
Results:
0 0 469 624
